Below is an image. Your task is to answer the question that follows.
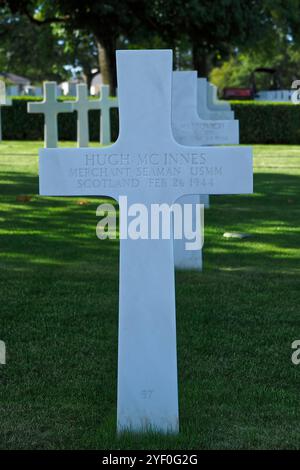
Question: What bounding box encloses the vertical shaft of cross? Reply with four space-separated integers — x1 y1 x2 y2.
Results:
197 78 234 121
44 112 58 149
115 50 179 432
117 197 179 432
44 83 58 148
116 50 174 143
0 81 12 142
172 72 238 271
173 194 206 270
99 85 111 145
207 83 231 111
27 82 73 148
75 84 89 147
0 101 12 142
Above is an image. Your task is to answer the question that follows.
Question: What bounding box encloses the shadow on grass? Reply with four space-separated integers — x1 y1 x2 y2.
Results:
0 168 300 448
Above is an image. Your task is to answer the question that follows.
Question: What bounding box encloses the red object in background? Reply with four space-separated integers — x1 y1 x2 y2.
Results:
223 87 254 100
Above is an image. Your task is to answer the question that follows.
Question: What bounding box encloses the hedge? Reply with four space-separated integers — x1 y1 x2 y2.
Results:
231 101 300 144
1 96 119 142
2 97 300 144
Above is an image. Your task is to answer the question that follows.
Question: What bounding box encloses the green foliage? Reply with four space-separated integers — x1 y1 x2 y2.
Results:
210 55 254 89
52 27 99 84
4 0 300 92
210 30 300 91
2 97 300 145
0 11 71 83
231 101 300 144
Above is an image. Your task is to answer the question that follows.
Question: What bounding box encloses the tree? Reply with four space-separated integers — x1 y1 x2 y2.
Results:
2 0 148 94
210 33 300 91
209 0 300 90
53 27 99 89
3 0 300 91
0 7 71 82
140 0 274 76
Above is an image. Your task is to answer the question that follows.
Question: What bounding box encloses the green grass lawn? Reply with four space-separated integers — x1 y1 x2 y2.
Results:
0 141 300 449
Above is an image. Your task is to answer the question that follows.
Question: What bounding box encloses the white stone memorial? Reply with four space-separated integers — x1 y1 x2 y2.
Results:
68 83 118 147
71 83 105 147
207 82 231 111
39 50 252 433
172 72 238 145
0 80 12 142
97 84 118 145
27 82 74 148
198 78 234 121
172 72 238 271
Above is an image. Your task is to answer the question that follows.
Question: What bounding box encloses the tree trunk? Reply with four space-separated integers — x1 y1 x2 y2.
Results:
83 69 99 93
96 37 117 95
192 43 208 78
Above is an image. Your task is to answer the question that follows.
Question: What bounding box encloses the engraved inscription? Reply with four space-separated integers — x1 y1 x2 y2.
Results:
141 389 154 399
67 152 224 191
174 120 231 143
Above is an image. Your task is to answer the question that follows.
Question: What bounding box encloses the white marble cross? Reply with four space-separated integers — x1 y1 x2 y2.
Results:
97 85 118 145
70 83 118 147
71 83 103 147
27 82 73 148
39 50 252 433
0 80 12 141
172 71 238 271
207 82 231 112
172 72 238 145
198 78 234 121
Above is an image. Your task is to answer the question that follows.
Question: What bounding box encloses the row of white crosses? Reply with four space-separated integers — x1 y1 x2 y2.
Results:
172 71 238 271
27 82 118 148
26 74 236 272
39 50 253 433
2 72 234 273
0 81 12 142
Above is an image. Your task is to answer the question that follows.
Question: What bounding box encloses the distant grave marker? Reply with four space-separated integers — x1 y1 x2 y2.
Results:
71 83 103 147
27 82 73 148
0 80 12 141
207 82 231 111
97 85 118 145
172 71 239 270
198 78 234 121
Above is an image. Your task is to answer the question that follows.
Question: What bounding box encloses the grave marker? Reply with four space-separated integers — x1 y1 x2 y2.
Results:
97 85 118 145
69 83 118 147
39 50 252 433
172 72 238 145
0 80 12 141
172 71 238 271
71 83 104 147
27 82 73 148
207 82 231 111
198 78 234 121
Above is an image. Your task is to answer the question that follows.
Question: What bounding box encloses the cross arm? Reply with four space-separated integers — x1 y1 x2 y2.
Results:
87 97 119 111
39 147 119 201
57 102 74 113
39 145 252 203
0 97 12 107
27 101 73 114
170 145 253 201
27 101 44 113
